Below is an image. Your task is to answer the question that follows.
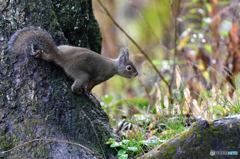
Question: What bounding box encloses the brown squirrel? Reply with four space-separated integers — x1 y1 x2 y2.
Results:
8 27 138 95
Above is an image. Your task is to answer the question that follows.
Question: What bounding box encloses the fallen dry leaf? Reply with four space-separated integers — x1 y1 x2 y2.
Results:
147 129 159 138
176 65 181 90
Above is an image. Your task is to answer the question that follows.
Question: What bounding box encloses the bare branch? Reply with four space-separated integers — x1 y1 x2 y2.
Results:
170 0 181 89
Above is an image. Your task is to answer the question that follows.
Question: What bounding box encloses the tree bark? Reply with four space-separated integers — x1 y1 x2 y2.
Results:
0 0 118 158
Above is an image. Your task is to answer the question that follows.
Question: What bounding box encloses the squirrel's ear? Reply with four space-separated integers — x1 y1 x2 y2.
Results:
118 53 126 66
125 47 129 58
118 48 125 57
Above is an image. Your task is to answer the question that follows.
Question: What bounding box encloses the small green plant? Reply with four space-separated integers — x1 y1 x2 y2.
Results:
106 138 140 159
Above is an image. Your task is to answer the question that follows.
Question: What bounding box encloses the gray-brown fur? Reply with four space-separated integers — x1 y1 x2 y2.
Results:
8 27 138 95
8 27 57 56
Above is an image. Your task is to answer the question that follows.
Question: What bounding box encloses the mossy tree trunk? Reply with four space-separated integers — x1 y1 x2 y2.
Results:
0 0 118 158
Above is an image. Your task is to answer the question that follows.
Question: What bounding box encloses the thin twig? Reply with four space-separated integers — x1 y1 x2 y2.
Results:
0 138 99 159
170 0 181 96
96 0 171 95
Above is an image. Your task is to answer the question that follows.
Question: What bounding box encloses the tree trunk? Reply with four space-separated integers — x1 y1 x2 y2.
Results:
0 0 118 158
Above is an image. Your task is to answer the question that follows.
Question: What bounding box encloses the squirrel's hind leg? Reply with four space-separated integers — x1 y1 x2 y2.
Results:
85 80 98 102
86 80 95 94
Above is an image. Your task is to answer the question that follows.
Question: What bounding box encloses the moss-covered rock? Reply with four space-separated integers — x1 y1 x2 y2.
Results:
138 115 240 159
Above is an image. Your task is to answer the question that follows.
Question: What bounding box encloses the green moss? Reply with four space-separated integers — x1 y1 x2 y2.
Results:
0 134 14 150
39 148 46 155
157 119 238 158
15 125 24 132
32 120 37 126
13 137 20 143
0 125 6 135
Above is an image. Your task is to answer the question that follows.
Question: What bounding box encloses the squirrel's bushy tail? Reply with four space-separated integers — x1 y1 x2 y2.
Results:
8 27 58 55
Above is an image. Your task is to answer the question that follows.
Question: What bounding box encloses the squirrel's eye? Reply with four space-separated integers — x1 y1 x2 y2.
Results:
126 65 132 71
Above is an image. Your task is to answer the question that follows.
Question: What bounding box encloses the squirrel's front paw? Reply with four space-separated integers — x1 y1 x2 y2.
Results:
33 50 52 61
71 85 84 96
73 89 84 96
33 50 43 58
